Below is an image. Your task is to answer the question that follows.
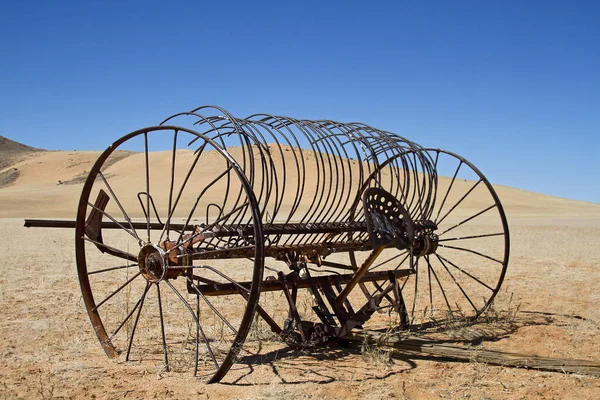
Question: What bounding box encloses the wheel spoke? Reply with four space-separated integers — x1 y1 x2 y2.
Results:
199 265 251 293
439 204 497 236
98 171 142 244
159 130 179 243
436 253 495 292
164 141 207 240
427 256 433 316
438 232 504 243
83 237 137 262
92 271 141 311
156 283 170 372
410 258 419 323
87 263 138 276
164 280 219 370
425 255 454 317
436 179 482 226
126 282 151 361
195 294 200 377
110 282 151 340
144 132 151 242
370 250 408 271
434 160 462 223
87 201 140 242
186 277 238 335
437 243 503 264
435 253 478 313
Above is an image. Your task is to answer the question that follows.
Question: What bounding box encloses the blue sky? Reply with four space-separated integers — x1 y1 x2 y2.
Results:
1 1 598 203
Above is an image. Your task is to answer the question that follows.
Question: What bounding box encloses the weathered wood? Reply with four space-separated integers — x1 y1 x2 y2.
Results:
345 330 600 377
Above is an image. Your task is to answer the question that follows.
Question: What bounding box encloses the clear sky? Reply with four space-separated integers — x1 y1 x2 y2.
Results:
1 1 598 203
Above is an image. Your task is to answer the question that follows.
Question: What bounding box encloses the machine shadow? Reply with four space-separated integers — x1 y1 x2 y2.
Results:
222 310 559 386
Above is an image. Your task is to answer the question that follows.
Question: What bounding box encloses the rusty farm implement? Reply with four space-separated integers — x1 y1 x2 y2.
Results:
25 106 510 382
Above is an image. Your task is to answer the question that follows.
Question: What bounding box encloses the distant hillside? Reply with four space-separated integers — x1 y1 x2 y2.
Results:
0 135 43 155
0 135 46 186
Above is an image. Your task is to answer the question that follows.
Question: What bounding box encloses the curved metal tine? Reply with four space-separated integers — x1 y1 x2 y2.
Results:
238 120 280 226
110 281 151 341
160 140 206 242
203 116 256 232
305 119 356 244
97 171 142 244
126 282 152 361
282 118 327 246
434 253 478 313
164 280 219 370
160 113 233 242
87 263 138 276
186 276 238 335
86 201 140 243
82 237 137 262
187 113 243 246
307 122 353 243
321 123 364 222
174 164 235 245
269 115 306 224
436 253 495 292
144 132 151 243
249 115 307 241
437 243 503 265
168 201 250 256
156 283 170 372
436 179 483 226
335 124 373 229
434 160 463 223
304 123 343 229
91 271 142 311
438 204 498 237
425 255 454 319
136 192 164 226
192 113 241 239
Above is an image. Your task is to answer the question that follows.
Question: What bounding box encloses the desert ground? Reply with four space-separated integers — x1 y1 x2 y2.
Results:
1 135 599 399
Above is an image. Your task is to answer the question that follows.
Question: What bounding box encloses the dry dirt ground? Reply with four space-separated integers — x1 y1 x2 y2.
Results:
1 145 599 399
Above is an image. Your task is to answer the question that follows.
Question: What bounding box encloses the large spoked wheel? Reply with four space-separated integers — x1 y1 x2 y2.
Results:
364 149 509 329
75 126 264 383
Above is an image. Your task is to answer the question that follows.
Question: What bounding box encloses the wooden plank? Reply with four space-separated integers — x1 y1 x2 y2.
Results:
344 330 600 377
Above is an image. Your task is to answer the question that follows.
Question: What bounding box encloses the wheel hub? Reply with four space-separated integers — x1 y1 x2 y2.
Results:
138 245 168 283
414 232 439 257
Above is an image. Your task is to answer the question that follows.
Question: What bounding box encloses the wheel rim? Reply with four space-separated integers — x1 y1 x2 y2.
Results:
75 125 264 382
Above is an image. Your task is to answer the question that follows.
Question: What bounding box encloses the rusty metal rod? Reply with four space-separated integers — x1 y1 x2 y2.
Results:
197 269 410 296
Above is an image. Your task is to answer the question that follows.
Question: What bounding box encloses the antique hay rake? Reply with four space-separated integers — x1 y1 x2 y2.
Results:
25 106 509 383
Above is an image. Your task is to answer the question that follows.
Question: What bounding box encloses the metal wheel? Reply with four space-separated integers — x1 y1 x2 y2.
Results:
75 125 264 383
364 149 509 329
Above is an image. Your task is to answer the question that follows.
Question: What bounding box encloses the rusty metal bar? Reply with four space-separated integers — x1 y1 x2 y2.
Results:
198 269 410 296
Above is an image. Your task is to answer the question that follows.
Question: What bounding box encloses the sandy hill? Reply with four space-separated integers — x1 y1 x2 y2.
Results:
0 135 44 169
0 140 598 219
0 135 42 153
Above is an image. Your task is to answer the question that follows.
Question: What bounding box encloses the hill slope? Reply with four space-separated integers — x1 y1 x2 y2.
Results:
0 143 598 219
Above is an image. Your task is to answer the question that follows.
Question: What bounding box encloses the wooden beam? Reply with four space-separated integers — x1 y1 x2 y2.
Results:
344 330 600 377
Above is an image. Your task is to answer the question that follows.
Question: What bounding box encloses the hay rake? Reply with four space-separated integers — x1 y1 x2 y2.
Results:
25 106 509 383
